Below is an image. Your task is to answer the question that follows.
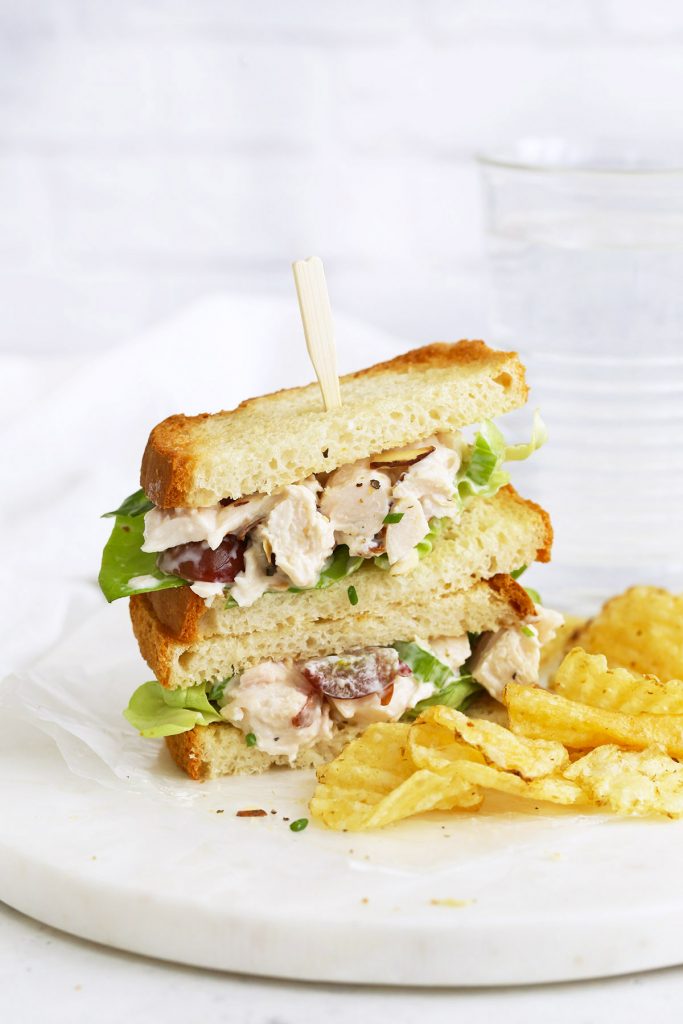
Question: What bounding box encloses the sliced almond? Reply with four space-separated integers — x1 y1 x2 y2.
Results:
260 533 275 565
369 445 435 469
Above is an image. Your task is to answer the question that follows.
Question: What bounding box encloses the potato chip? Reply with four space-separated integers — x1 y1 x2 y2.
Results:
360 769 482 830
565 745 683 818
310 722 480 831
407 717 485 772
427 705 570 780
554 648 683 715
573 586 683 681
311 723 413 830
506 681 683 757
445 760 587 806
316 723 413 796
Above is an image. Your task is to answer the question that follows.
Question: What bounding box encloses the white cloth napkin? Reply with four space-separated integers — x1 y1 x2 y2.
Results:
0 292 403 679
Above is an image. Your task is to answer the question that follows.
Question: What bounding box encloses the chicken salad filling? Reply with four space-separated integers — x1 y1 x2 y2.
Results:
99 415 546 606
124 602 563 761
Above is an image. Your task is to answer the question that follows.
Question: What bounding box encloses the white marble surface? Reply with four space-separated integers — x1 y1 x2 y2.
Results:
3 902 683 1024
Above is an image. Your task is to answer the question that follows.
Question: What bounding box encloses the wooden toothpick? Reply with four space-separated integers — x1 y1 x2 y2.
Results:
292 256 342 411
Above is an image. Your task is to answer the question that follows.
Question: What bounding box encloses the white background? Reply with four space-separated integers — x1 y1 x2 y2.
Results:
3 0 683 354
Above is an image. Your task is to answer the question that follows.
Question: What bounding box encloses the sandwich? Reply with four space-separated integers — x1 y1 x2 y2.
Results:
99 340 561 779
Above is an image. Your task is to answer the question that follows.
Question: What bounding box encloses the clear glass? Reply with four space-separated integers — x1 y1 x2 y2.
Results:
477 139 683 606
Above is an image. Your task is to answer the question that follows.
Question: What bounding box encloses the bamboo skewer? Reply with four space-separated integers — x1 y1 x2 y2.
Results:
292 256 342 411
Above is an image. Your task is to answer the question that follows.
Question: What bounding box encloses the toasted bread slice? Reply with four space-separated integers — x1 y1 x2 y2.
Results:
135 486 552 648
141 340 527 507
131 573 535 690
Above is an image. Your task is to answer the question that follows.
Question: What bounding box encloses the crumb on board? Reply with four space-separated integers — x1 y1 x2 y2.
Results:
429 898 473 908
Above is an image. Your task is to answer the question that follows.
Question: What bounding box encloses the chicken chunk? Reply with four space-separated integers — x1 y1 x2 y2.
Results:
260 484 336 589
319 463 392 556
143 493 277 552
230 542 273 608
392 437 461 520
528 604 565 645
469 605 564 702
469 627 540 702
429 635 472 674
221 661 332 760
384 498 429 573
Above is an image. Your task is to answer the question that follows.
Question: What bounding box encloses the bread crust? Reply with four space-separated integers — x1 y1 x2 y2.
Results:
140 415 200 510
345 339 515 377
165 729 209 781
129 594 178 690
140 339 527 507
144 586 205 643
517 492 553 563
487 573 537 618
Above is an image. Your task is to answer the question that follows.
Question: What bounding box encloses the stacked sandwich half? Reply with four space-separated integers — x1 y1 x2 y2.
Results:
99 341 560 779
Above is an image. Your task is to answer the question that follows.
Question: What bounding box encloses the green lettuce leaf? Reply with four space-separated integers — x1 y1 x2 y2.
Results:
98 513 187 602
405 676 481 720
208 676 234 703
456 422 510 501
505 409 548 462
456 410 547 502
393 640 482 720
103 488 154 518
392 640 455 690
415 516 445 559
124 681 223 738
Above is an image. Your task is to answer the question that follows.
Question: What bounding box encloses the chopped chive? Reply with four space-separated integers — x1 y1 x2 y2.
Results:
525 586 542 605
347 585 358 606
383 512 404 525
245 732 257 747
290 818 309 832
510 565 527 580
521 625 535 638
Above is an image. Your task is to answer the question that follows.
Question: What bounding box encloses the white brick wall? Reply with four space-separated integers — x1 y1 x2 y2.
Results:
2 0 683 353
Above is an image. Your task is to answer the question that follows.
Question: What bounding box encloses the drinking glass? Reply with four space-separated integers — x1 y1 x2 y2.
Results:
477 139 683 606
